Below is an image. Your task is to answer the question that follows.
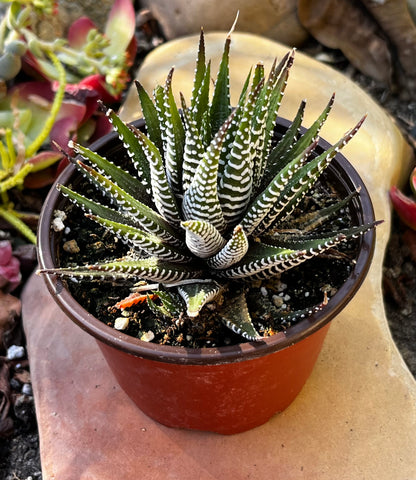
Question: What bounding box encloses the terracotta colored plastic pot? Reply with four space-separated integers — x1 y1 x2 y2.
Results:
37 118 376 435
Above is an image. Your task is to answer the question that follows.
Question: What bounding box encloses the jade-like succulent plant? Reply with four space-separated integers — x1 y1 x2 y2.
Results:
39 31 378 341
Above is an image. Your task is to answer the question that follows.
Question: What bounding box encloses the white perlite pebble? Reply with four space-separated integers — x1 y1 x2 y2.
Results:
278 282 288 292
52 210 67 232
54 210 67 220
141 331 155 342
7 345 25 360
114 317 130 330
52 217 65 232
22 383 33 396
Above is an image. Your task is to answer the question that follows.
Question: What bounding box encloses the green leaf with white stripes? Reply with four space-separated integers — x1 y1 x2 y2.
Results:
135 81 163 151
182 111 236 233
39 257 203 283
134 128 182 226
86 214 191 262
219 291 260 341
161 69 185 195
181 219 226 258
218 81 262 225
210 34 232 134
254 116 366 234
74 161 180 245
207 225 249 269
70 139 149 200
177 281 223 317
264 99 306 184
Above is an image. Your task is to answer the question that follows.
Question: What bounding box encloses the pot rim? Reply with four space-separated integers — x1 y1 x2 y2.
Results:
37 117 376 365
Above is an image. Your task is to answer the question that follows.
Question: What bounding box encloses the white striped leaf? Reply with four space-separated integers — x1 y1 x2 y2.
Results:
207 225 249 269
178 281 223 317
86 214 191 262
181 219 226 258
182 111 236 233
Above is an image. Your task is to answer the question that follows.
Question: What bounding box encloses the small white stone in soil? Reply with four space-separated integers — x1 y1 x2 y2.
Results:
54 209 67 220
283 294 291 301
141 330 155 342
304 291 310 297
186 335 192 342
272 295 284 307
260 286 268 296
22 383 33 396
7 345 25 360
114 317 129 330
52 217 65 232
277 282 287 292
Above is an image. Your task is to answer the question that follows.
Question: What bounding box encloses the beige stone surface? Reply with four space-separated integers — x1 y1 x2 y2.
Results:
24 33 416 479
141 0 308 46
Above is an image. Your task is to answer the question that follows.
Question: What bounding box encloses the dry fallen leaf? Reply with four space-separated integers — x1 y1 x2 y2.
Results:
298 0 393 84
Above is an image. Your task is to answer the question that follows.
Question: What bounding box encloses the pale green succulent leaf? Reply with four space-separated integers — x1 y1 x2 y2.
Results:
177 281 223 317
147 290 183 318
219 291 260 341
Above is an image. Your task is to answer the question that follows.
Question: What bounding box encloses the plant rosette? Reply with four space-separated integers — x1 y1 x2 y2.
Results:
37 31 378 434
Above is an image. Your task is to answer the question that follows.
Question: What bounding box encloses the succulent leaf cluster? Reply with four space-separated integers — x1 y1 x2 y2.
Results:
39 31 377 341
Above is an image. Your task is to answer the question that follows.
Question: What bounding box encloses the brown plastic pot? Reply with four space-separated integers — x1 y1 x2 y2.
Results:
37 118 376 435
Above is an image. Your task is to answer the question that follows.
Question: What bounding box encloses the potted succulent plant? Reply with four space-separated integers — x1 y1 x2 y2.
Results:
37 29 379 434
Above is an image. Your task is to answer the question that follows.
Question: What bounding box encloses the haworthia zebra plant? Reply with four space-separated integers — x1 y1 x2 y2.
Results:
39 31 378 341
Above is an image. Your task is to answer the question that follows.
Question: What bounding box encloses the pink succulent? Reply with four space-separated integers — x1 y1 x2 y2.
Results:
0 241 21 292
390 186 416 230
390 167 416 231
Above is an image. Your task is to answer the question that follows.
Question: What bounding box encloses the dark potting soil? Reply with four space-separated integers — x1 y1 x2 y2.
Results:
56 174 361 349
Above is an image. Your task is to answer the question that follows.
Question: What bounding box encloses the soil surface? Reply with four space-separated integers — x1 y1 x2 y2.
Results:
1 31 415 480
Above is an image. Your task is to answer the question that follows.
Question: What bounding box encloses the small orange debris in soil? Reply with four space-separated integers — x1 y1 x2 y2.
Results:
114 292 157 310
